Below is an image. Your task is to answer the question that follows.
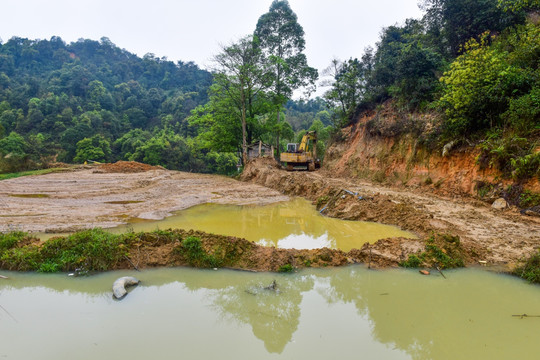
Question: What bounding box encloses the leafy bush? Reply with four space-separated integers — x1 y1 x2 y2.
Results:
180 236 222 268
278 264 294 273
38 229 127 272
399 233 465 269
400 254 424 268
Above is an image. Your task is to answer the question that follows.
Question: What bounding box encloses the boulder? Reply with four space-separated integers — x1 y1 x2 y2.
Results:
491 198 508 210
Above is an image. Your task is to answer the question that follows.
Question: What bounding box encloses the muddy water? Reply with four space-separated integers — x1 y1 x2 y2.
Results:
1 267 538 360
112 198 415 251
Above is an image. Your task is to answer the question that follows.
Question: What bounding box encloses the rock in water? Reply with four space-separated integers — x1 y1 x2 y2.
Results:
112 276 140 299
492 198 508 210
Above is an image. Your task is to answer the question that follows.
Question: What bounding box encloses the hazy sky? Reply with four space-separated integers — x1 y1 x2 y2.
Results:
1 0 424 90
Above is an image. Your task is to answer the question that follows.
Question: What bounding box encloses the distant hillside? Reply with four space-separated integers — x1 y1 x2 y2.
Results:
0 36 214 171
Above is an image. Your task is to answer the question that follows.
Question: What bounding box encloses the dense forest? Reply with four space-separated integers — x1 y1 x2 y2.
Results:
1 0 539 180
0 1 331 175
323 0 539 181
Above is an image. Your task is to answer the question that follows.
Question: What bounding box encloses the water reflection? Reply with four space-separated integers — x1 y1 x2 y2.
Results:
111 198 415 251
1 267 539 359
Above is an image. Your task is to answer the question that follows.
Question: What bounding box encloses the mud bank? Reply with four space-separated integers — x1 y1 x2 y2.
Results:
240 158 540 269
0 229 359 272
323 108 540 196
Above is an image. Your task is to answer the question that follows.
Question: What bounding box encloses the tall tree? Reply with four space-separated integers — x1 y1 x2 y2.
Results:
323 57 369 127
421 0 524 56
212 36 270 165
254 0 318 155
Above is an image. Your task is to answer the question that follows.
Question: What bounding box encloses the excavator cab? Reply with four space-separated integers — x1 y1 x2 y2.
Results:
286 143 299 153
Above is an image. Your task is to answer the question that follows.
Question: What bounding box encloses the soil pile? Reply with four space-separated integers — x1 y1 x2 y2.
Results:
96 161 163 173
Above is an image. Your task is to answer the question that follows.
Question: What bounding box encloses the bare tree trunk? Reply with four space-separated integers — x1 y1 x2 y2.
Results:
275 107 281 160
241 92 248 166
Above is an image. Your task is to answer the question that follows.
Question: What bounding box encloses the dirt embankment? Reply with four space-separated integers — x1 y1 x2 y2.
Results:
240 157 540 269
323 110 540 197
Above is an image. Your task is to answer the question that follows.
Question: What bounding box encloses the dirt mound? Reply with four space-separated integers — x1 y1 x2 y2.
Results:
96 161 163 173
241 157 281 180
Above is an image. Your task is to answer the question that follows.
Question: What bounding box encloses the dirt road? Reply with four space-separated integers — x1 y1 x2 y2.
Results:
0 163 287 234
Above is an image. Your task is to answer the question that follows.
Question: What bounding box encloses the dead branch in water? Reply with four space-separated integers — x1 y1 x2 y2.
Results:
124 255 140 272
0 303 18 323
512 314 540 319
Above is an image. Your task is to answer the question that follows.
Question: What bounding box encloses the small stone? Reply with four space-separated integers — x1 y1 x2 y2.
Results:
491 198 508 210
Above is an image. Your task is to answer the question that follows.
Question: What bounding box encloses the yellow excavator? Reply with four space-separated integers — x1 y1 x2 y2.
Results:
280 131 320 171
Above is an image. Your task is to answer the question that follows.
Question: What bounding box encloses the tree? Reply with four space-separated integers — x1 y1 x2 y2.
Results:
0 131 30 172
421 0 524 57
74 134 111 163
323 57 368 127
212 35 270 165
498 0 540 12
255 0 318 155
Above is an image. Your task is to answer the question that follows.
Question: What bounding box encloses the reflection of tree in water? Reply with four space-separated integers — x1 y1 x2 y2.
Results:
209 275 314 354
314 267 434 360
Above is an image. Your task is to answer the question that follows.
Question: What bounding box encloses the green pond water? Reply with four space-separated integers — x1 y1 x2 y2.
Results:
0 267 538 360
108 198 415 251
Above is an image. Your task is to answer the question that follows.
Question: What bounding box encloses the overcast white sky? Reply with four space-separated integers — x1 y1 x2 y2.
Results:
1 0 424 93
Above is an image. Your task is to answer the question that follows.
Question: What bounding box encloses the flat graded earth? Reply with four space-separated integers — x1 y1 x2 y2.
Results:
0 163 287 234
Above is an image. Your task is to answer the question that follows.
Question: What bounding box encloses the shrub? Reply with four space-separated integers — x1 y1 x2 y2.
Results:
278 264 294 273
180 236 222 268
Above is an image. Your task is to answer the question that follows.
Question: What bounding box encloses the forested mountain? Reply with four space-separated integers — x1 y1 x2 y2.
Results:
0 1 329 175
323 0 539 182
0 36 224 172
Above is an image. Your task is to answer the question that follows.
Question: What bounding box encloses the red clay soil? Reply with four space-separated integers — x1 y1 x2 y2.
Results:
96 161 163 173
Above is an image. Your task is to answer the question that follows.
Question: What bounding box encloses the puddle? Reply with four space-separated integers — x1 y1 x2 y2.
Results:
105 200 144 204
0 267 538 359
0 214 46 217
8 193 50 198
111 198 416 251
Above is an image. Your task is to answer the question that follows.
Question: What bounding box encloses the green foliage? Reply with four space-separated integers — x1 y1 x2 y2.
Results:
74 134 111 163
518 190 540 208
0 231 28 253
255 0 318 102
0 228 127 272
0 246 41 271
478 130 540 180
399 234 465 269
0 36 212 169
513 250 540 283
278 264 294 273
440 22 539 137
180 236 222 268
323 57 369 126
0 131 31 172
0 167 66 180
38 229 127 272
421 0 524 57
400 254 424 268
498 0 540 12
254 0 318 155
